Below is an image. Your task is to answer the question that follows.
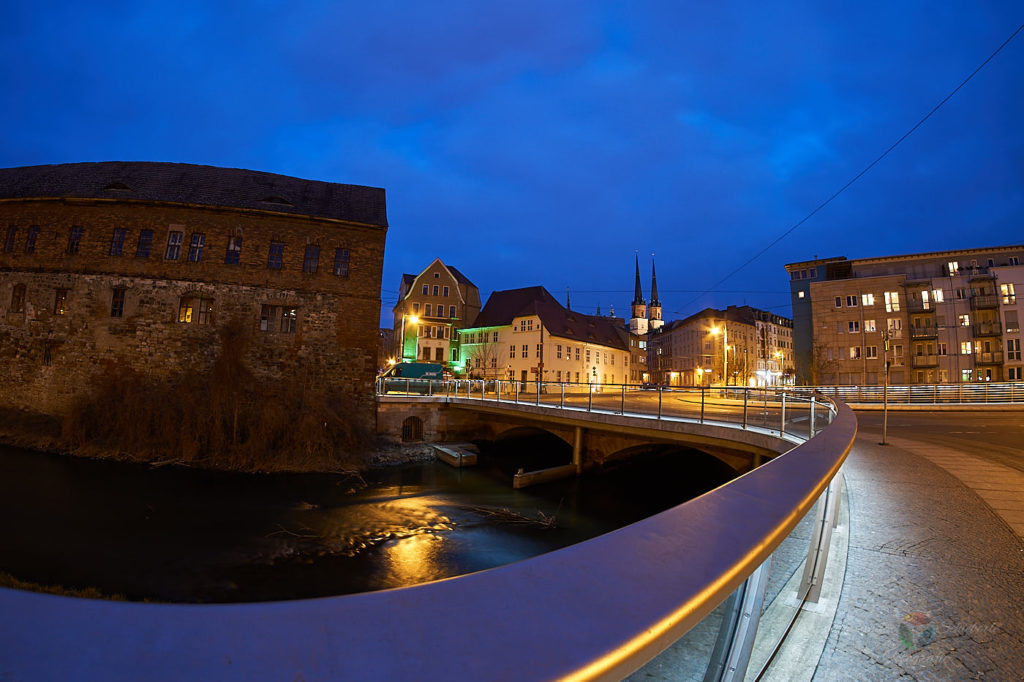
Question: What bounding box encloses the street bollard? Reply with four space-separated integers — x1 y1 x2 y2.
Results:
810 397 816 438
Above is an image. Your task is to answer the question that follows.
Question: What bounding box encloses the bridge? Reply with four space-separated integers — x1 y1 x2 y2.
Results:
0 382 856 681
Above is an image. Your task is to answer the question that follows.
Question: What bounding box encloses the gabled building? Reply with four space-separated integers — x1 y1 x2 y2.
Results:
458 286 630 387
391 258 480 367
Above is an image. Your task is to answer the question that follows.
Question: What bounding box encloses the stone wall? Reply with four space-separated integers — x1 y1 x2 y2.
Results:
0 197 387 423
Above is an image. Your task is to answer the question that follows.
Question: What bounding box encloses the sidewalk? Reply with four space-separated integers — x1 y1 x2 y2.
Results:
812 431 1024 680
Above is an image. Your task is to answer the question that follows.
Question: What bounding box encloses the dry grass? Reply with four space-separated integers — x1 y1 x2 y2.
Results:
60 318 374 472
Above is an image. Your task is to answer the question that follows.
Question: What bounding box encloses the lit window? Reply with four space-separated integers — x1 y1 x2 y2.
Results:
136 230 154 258
267 241 284 269
958 314 970 326
948 261 959 276
165 231 183 260
960 341 972 355
178 297 214 324
849 346 861 359
187 233 205 263
932 288 944 303
864 319 876 332
1001 283 1016 305
798 291 805 299
280 307 298 333
54 288 68 315
884 291 900 312
861 293 875 306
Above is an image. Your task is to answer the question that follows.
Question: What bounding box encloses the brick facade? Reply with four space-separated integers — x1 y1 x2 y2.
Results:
0 163 387 425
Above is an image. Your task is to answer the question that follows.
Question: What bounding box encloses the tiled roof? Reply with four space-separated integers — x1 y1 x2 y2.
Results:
475 286 629 350
446 265 477 289
0 162 387 226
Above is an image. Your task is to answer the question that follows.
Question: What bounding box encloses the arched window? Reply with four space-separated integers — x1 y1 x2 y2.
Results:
401 416 424 443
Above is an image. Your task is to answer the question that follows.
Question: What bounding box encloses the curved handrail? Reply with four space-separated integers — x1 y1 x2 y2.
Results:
0 399 856 681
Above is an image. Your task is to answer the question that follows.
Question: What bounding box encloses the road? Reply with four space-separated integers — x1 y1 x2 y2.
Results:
855 409 1024 472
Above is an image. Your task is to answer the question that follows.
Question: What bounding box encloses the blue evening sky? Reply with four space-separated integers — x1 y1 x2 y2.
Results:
1 2 1021 327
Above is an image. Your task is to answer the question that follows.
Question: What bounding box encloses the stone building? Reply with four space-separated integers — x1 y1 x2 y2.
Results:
391 258 480 369
786 245 1024 385
0 161 388 422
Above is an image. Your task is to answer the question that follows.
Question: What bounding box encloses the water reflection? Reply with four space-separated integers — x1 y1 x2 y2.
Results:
0 441 736 603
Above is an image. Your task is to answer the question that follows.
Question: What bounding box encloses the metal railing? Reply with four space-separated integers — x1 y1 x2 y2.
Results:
378 378 836 440
0 391 855 681
791 381 1024 405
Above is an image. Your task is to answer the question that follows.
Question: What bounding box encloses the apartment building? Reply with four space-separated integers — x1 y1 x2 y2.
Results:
648 305 793 386
786 245 1024 385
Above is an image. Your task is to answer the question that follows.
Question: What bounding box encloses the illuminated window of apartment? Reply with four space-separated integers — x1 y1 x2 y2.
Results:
267 241 284 269
10 283 26 312
225 235 243 264
67 226 84 255
864 319 876 332
136 229 153 258
187 233 205 262
109 228 127 256
884 291 900 312
178 297 214 324
110 288 125 318
3 226 16 252
53 289 68 315
920 290 931 310
947 261 959 275
24 226 39 254
1001 283 1016 304
333 248 349 277
932 288 944 303
165 231 183 260
302 244 320 273
849 347 861 359
797 291 805 299
961 369 973 382
958 314 970 326
861 293 874 306
960 341 972 355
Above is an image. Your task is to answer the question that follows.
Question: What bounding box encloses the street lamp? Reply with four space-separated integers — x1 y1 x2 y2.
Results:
711 324 729 386
400 314 419 362
774 351 784 386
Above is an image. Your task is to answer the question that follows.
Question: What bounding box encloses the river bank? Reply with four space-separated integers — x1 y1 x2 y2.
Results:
0 406 435 474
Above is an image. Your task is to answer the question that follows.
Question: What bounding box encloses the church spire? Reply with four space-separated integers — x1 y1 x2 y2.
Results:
648 253 664 331
632 252 644 306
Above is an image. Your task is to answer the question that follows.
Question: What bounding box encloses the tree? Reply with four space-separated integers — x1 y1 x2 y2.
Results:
811 341 839 387
464 336 504 379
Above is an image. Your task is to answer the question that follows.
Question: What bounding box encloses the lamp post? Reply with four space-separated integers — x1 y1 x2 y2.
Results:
711 324 728 386
400 314 419 362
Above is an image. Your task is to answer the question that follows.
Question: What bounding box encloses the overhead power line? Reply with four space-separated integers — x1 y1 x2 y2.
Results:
684 20 1024 310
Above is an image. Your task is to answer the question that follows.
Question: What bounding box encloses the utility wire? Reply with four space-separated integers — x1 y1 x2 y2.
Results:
683 20 1024 310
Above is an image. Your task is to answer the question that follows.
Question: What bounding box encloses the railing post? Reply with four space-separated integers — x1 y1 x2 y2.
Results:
985 382 989 403
780 392 786 436
958 382 963 404
742 389 748 429
496 380 501 403
588 383 593 412
621 384 626 415
536 380 540 406
658 386 663 421
561 382 565 409
700 386 705 424
405 378 411 395
810 396 816 438
515 380 519 403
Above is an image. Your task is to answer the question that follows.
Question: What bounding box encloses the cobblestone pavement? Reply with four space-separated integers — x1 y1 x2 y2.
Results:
813 434 1024 681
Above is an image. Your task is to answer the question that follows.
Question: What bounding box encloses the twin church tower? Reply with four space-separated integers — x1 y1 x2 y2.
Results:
629 253 663 336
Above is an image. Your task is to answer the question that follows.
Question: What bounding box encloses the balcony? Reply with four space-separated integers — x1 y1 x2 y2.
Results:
968 268 995 281
974 351 1004 365
911 354 939 368
906 300 936 314
973 321 1002 337
909 326 938 340
970 294 999 310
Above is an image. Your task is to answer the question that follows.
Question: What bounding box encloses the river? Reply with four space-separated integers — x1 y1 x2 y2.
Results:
0 437 736 603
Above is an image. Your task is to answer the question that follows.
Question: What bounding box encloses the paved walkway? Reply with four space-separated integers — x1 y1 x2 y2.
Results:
812 429 1024 681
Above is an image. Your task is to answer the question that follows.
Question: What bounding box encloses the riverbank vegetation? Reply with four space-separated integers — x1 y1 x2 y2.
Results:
48 320 376 473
